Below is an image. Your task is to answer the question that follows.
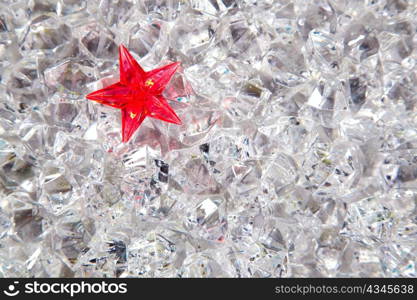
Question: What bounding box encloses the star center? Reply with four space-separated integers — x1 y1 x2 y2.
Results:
145 79 154 87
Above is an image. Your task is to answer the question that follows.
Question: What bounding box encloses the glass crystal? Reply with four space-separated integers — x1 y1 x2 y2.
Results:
0 0 416 278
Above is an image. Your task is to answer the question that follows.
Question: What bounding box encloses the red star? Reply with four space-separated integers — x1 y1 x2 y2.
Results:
86 45 182 142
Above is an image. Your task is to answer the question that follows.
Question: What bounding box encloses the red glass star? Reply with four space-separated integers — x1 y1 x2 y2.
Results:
86 45 182 142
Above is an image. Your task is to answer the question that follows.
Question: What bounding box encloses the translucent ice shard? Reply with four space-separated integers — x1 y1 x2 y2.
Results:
1 0 417 278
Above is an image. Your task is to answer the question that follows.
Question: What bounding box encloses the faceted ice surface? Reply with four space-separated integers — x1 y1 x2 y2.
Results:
0 0 417 277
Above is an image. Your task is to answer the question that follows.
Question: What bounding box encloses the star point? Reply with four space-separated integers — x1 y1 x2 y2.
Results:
86 44 182 142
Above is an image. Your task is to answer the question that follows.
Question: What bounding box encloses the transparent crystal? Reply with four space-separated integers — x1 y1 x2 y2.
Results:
0 0 416 278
